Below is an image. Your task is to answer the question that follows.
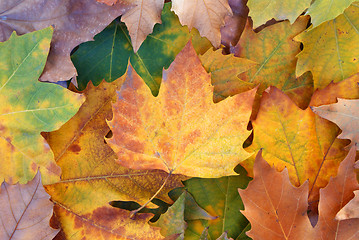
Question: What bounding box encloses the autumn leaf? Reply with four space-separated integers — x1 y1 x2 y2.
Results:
0 0 133 82
0 28 84 185
0 171 59 240
295 3 359 89
312 98 359 150
44 79 185 240
106 41 256 178
97 0 120 5
238 150 314 240
306 0 357 28
71 3 212 93
171 0 232 48
183 165 251 240
232 17 313 114
336 190 359 220
122 0 164 52
199 47 257 103
247 0 311 28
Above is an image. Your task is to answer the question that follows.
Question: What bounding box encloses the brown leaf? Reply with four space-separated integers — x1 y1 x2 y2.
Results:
336 190 359 220
238 151 314 240
0 0 133 82
0 171 59 240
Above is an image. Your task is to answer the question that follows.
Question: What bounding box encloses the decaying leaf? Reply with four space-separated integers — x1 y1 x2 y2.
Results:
336 190 359 220
106 41 256 178
0 0 133 82
247 0 311 28
44 79 184 240
312 98 359 150
171 0 232 48
239 151 314 240
295 3 359 89
0 28 84 185
0 171 59 240
122 0 164 52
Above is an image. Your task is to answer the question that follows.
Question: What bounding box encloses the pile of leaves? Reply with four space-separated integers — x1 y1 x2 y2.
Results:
1 0 359 239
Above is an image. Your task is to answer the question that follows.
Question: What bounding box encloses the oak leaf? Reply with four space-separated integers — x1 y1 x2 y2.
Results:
0 0 132 82
106 41 256 178
171 0 233 48
44 79 185 240
336 190 359 220
247 0 311 28
0 28 84 185
0 172 59 240
122 0 164 52
295 3 359 89
312 98 359 150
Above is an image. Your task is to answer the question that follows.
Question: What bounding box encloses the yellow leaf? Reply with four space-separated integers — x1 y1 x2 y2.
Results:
107 41 256 178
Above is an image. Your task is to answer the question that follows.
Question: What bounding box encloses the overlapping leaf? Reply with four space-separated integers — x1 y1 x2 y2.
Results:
71 3 212 93
171 0 232 48
0 28 84 184
295 3 359 89
44 79 185 240
0 0 133 82
0 172 59 240
336 190 359 220
106 41 256 178
247 0 311 28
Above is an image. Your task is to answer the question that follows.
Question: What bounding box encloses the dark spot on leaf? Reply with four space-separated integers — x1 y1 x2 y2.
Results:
69 144 81 153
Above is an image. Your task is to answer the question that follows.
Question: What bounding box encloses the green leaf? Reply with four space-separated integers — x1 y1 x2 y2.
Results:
72 2 211 94
247 0 311 28
183 166 251 240
306 0 357 28
0 28 84 184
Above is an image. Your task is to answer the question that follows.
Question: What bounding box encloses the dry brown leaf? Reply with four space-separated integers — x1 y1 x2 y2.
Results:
336 190 359 220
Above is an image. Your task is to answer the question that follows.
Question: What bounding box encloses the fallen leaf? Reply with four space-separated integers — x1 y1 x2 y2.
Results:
97 0 119 5
0 171 59 240
295 3 359 89
0 0 133 82
306 0 357 28
171 0 232 48
199 47 257 102
44 79 184 239
247 0 311 28
106 41 256 178
0 28 84 184
71 3 212 93
238 150 314 240
312 98 359 150
336 190 359 220
122 0 164 52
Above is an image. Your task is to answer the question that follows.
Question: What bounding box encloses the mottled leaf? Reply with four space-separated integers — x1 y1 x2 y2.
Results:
71 3 212 93
106 41 256 178
0 172 59 240
295 3 359 89
239 151 314 240
171 0 232 48
0 0 133 82
44 79 184 240
336 190 359 220
247 0 311 28
0 28 84 184
312 98 359 150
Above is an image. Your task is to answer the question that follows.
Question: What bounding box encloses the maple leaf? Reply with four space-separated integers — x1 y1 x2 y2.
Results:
232 17 313 115
106 41 256 178
199 47 257 102
44 79 185 239
238 150 314 240
312 98 359 150
71 3 212 93
122 0 164 52
0 171 59 240
0 0 133 82
295 3 359 89
171 0 233 48
0 28 84 184
306 0 357 28
247 0 312 28
336 190 359 220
